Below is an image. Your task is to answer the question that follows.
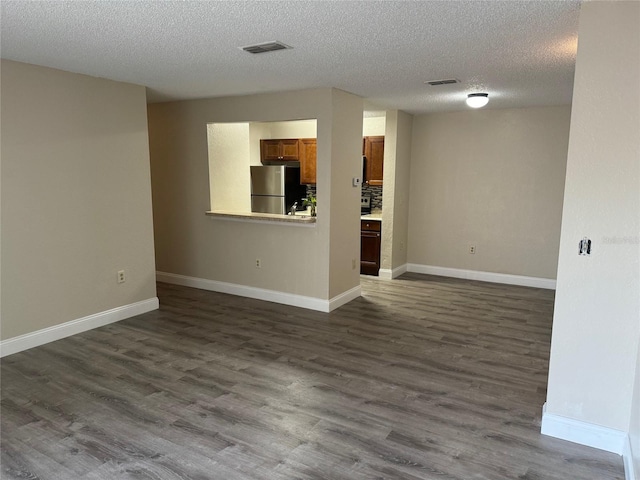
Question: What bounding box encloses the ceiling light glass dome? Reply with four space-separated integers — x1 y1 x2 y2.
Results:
466 93 489 108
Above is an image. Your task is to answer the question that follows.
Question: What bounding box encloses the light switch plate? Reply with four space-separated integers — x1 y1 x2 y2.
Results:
353 177 361 187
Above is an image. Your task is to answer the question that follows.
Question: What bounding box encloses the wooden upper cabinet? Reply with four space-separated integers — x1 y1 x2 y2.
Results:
363 136 384 186
261 140 280 161
260 139 299 162
280 139 300 160
261 138 317 185
299 138 317 185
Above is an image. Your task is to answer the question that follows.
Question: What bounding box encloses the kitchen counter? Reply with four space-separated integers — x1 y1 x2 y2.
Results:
206 210 316 224
207 210 378 224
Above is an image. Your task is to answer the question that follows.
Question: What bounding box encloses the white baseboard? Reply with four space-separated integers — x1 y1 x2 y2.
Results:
407 264 556 290
156 271 360 313
0 298 159 358
624 435 637 480
541 404 637 479
328 285 362 311
541 403 627 455
379 264 408 280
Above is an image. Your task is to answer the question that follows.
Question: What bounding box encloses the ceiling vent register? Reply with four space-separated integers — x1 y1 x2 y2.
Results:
425 79 459 86
241 41 292 54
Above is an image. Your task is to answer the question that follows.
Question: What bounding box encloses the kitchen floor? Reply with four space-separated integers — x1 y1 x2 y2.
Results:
1 274 625 479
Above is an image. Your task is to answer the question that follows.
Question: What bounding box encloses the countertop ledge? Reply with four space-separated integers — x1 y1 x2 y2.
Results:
206 211 317 224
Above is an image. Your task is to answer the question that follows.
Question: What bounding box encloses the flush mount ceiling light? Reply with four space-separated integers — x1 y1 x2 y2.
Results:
466 93 489 108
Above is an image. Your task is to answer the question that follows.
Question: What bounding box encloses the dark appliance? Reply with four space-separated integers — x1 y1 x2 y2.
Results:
361 195 371 215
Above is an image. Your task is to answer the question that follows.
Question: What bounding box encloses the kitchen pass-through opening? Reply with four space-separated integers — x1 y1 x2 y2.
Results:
206 119 317 215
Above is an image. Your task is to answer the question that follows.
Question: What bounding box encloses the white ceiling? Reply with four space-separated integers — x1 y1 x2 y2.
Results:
0 1 581 115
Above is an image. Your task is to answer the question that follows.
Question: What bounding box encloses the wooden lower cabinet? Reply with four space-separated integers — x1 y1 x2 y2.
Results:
360 220 381 276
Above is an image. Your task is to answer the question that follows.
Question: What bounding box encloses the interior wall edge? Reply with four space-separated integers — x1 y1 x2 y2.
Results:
327 285 362 312
0 298 159 358
624 436 637 480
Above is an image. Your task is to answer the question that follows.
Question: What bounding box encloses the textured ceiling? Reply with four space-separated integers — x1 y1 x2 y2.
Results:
0 1 581 114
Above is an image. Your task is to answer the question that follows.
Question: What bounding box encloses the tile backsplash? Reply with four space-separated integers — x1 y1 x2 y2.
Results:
305 185 316 201
362 184 383 210
306 184 383 211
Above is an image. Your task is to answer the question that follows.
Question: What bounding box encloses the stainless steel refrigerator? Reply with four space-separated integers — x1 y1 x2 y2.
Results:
250 165 307 215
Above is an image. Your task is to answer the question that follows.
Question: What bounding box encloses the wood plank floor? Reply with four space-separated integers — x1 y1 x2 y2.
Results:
1 274 625 479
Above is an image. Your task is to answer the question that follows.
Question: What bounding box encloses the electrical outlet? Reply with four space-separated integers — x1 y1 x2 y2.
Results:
117 270 126 283
255 258 261 268
469 245 476 254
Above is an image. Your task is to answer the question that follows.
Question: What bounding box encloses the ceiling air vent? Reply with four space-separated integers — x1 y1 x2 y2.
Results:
241 41 292 54
425 79 459 86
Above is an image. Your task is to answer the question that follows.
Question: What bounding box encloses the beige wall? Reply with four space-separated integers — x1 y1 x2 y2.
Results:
632 343 640 473
390 111 413 270
380 110 413 273
407 106 571 279
249 122 270 166
546 0 640 439
327 90 364 297
267 119 317 139
363 116 386 136
379 112 396 271
148 88 362 301
0 60 157 340
208 123 251 212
